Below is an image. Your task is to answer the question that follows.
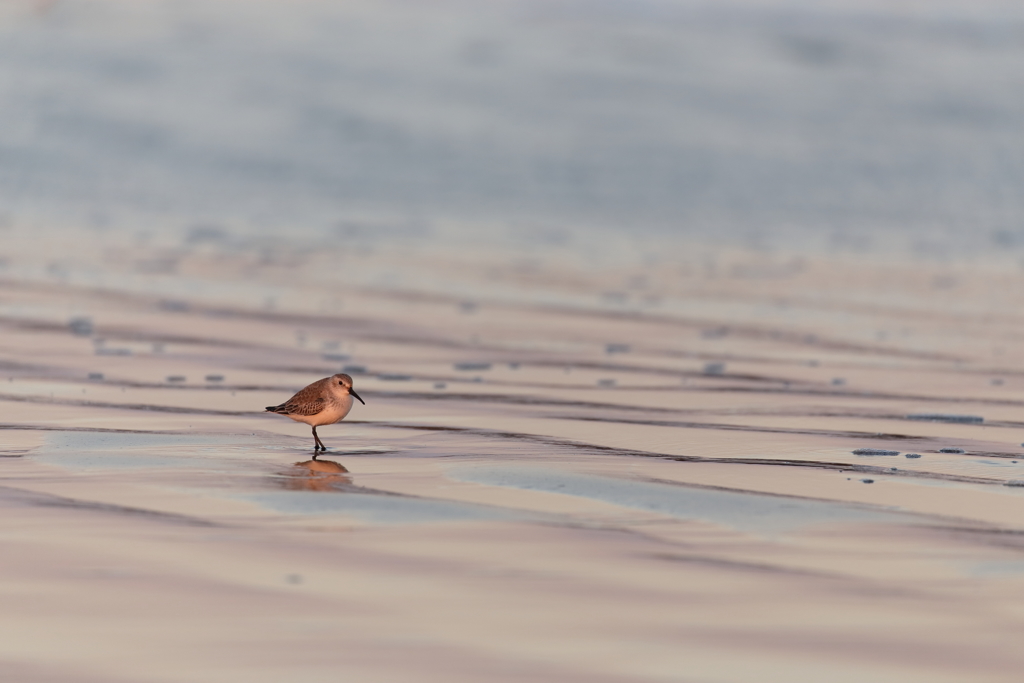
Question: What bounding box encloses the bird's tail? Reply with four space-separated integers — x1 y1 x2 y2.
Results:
266 404 287 413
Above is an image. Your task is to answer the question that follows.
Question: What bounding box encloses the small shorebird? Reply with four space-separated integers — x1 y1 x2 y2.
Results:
265 373 365 456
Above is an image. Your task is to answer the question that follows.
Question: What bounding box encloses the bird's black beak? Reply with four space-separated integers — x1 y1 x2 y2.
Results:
350 389 365 405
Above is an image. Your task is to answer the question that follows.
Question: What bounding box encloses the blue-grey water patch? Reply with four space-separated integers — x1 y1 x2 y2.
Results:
907 414 983 424
853 448 899 456
45 431 222 452
447 466 900 535
235 490 520 524
37 431 258 470
35 452 203 471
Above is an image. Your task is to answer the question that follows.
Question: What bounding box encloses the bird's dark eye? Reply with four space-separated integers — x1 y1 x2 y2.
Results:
339 381 343 385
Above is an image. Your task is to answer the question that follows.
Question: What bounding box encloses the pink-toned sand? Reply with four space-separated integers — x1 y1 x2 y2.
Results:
4 226 1024 682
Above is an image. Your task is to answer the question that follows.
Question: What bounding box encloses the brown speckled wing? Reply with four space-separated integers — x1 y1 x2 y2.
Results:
281 397 326 416
276 377 330 415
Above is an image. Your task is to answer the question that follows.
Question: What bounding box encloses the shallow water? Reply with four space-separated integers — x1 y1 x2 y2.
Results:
447 466 901 535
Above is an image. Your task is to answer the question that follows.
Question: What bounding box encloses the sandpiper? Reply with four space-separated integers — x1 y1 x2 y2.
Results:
265 373 365 456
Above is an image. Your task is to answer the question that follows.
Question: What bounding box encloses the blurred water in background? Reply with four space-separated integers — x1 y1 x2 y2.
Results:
1 0 1023 260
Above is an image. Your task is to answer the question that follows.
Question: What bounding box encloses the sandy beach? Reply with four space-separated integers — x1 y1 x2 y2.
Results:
5 228 1024 681
4 0 1024 680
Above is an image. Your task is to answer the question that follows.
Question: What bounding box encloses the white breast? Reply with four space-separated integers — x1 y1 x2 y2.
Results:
318 393 354 425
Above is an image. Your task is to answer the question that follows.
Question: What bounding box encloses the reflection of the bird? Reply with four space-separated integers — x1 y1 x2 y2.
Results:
281 459 354 491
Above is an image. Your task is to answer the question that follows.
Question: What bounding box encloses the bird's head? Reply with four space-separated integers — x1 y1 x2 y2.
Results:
331 373 365 404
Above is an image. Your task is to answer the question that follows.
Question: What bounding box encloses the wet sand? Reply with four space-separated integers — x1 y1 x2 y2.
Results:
4 227 1024 681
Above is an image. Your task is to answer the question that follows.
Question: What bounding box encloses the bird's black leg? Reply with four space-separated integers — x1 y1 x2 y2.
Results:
312 426 325 457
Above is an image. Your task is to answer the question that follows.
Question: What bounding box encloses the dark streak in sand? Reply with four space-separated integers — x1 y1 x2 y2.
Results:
0 485 219 527
364 390 686 413
679 385 1024 408
554 414 923 441
0 423 189 434
659 456 1006 486
365 421 1005 486
0 359 57 373
0 393 248 415
650 552 842 578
